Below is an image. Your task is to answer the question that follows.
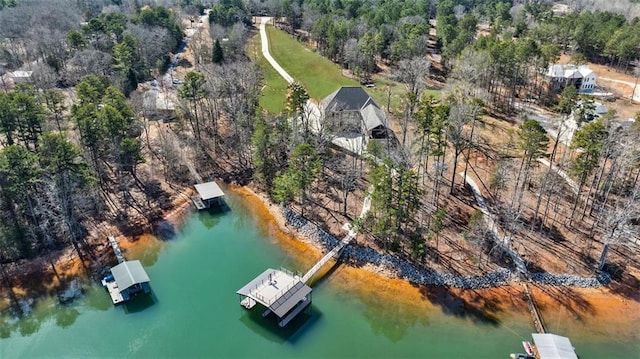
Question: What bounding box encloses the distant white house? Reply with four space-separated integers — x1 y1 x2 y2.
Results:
143 88 175 120
9 70 32 85
546 64 596 93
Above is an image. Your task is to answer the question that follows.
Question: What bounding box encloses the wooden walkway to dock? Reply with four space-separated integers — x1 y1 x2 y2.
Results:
302 194 372 283
108 235 125 264
302 231 355 283
522 282 546 334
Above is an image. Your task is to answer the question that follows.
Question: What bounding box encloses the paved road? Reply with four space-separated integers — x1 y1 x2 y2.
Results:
599 76 640 102
159 10 210 87
259 17 294 84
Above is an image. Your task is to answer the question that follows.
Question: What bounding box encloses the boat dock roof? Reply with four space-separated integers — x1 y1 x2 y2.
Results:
532 333 578 359
194 181 224 200
111 260 150 291
237 268 311 318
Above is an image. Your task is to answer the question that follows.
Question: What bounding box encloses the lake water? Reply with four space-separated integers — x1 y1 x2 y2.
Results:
1 190 637 358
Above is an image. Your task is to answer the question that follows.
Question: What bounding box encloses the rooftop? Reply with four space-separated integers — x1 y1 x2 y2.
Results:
547 64 594 79
143 88 175 111
194 181 224 200
237 268 311 318
532 333 578 359
10 70 32 78
111 260 150 292
322 86 378 112
305 86 390 155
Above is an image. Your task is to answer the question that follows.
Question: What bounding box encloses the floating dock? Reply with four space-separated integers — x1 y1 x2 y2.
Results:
511 333 578 359
192 181 225 210
103 236 151 305
237 226 357 326
237 190 368 327
103 279 124 304
237 268 312 327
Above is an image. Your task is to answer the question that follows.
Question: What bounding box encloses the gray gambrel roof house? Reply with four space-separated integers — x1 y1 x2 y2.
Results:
321 86 388 134
306 86 392 154
111 260 150 291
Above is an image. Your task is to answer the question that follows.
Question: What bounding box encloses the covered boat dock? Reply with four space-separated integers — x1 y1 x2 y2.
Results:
237 268 312 327
531 333 578 359
192 181 225 210
104 260 151 304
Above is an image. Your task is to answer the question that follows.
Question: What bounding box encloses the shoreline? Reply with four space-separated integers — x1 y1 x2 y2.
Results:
1 184 639 338
237 185 640 342
256 187 611 290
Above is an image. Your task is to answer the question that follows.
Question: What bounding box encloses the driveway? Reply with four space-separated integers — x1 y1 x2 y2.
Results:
599 76 640 102
259 17 294 84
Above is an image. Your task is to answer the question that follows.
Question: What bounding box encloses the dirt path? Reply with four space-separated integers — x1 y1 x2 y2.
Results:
461 173 527 274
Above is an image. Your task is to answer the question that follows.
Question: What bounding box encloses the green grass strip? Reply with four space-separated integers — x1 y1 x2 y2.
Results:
265 25 359 99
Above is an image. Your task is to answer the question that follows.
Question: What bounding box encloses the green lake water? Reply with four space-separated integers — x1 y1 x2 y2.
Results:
1 190 638 358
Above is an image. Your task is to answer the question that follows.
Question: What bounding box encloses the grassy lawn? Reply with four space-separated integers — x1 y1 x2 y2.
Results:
265 25 359 100
251 25 440 115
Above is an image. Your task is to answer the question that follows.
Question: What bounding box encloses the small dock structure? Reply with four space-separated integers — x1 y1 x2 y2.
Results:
103 235 151 305
237 268 312 327
192 181 225 210
103 260 151 305
237 190 369 327
531 333 578 359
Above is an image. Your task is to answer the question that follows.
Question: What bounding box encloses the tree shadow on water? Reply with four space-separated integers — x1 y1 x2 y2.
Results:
238 304 321 344
360 292 430 343
154 220 177 241
54 305 81 328
419 286 502 326
530 284 594 321
197 210 225 230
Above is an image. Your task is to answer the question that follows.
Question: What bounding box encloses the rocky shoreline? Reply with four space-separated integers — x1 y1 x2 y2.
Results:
281 207 611 289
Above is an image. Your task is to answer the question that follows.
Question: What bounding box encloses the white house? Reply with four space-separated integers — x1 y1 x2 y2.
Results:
9 70 32 85
546 64 596 93
143 88 175 120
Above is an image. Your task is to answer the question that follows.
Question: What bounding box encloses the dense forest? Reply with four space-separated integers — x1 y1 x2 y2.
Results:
0 0 188 265
249 0 640 273
0 0 638 287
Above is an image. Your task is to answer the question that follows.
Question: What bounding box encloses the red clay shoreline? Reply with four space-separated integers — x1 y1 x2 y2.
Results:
1 184 639 340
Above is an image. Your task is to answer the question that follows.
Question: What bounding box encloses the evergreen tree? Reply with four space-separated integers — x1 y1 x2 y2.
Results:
212 39 224 64
569 119 608 221
513 119 549 207
273 144 321 216
178 71 208 141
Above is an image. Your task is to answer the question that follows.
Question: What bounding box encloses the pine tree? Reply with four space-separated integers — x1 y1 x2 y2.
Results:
513 119 549 208
212 39 224 64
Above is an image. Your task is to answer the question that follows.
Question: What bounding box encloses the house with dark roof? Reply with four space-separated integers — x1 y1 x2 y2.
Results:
306 86 393 154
